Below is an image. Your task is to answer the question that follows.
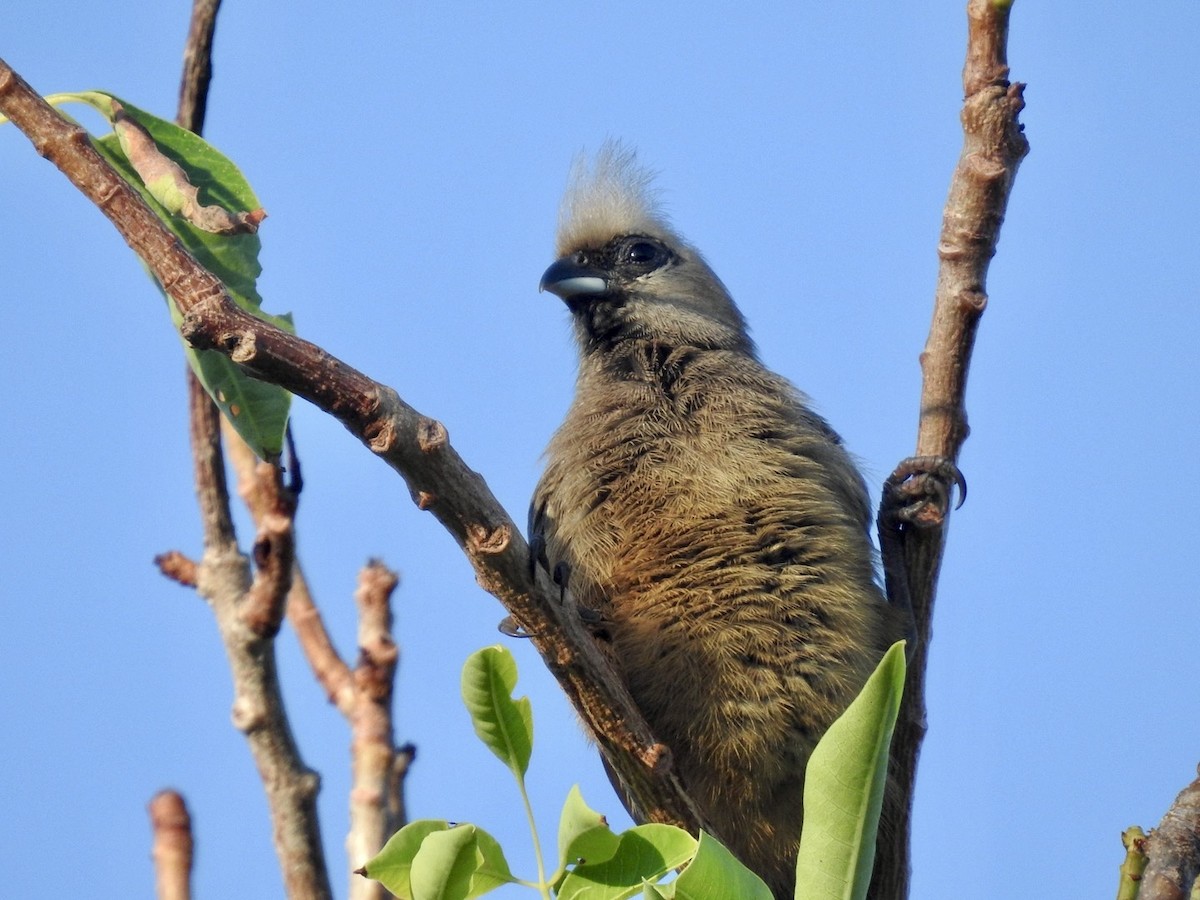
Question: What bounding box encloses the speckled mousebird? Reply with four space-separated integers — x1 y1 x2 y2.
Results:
529 144 902 898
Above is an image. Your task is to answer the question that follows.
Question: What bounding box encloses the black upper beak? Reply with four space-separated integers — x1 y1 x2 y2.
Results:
539 256 609 299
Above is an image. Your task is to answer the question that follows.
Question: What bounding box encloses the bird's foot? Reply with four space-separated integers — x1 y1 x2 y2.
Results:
507 555 610 639
882 456 966 530
498 615 531 638
550 560 614 638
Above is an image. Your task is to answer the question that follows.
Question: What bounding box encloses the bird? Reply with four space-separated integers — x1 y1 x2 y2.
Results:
529 143 903 899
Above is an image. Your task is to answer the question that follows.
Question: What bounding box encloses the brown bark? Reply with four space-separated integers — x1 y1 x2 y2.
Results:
874 2 1028 897
149 790 194 900
1139 767 1200 900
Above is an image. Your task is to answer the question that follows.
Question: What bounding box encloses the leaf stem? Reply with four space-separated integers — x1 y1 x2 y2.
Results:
516 775 552 900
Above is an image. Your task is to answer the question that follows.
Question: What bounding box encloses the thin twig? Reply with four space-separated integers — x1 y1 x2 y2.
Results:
347 561 403 900
1118 826 1150 900
875 2 1029 897
176 0 222 133
1140 767 1200 900
187 367 237 552
223 423 411 898
289 563 358 711
149 790 194 900
155 549 199 587
199 485 329 900
222 423 356 712
0 55 706 835
164 10 333 896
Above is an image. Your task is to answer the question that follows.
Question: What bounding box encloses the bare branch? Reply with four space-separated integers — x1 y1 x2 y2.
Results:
289 563 358 711
155 13 333 895
184 307 329 899
187 369 237 552
223 426 357 710
155 550 199 587
200 529 330 900
223 426 410 895
347 560 404 900
149 790 194 900
176 0 222 134
241 463 296 637
1140 767 1200 900
876 2 1029 897
0 55 706 834
918 0 1027 463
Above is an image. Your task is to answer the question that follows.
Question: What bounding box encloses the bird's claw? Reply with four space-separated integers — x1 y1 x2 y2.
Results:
552 561 570 598
882 455 966 528
550 560 609 633
498 615 532 638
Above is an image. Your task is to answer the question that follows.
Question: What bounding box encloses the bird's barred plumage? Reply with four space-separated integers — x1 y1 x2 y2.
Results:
531 143 899 898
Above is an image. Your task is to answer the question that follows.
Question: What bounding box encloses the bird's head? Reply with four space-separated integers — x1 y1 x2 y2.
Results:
540 143 754 358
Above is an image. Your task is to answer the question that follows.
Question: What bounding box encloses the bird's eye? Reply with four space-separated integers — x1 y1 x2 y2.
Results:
626 241 660 264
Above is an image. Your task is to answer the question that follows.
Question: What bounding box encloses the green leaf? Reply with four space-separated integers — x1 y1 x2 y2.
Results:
411 826 479 900
45 91 291 458
410 825 515 900
558 824 697 900
164 299 291 459
360 820 515 900
461 646 533 780
557 785 621 874
793 641 906 900
460 828 517 898
361 820 453 898
672 832 772 900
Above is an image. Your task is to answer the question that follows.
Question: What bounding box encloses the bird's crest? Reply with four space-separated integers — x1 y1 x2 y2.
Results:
556 142 672 255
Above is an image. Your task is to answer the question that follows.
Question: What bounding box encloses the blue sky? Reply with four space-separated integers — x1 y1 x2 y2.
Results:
2 4 1197 898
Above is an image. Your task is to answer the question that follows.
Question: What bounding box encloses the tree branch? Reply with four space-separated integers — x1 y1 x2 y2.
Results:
347 561 405 900
222 427 413 898
176 0 221 135
149 790 194 900
156 11 332 896
1139 767 1200 900
873 3 1032 897
222 425 357 713
876 2 1029 897
1117 826 1150 900
0 55 707 837
196 479 329 900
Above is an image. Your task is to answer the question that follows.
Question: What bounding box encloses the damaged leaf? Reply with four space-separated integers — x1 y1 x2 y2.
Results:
112 101 264 234
40 91 291 457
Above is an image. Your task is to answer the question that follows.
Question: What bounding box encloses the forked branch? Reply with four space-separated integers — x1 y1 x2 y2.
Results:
0 54 706 837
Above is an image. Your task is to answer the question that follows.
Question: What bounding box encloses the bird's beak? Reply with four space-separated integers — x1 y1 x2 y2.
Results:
539 256 608 299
